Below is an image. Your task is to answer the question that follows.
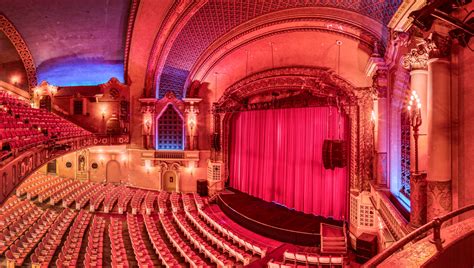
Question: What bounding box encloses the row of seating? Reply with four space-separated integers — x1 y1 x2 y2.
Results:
0 198 30 230
104 186 127 213
75 184 104 209
37 179 75 203
109 218 130 267
30 209 78 267
159 213 207 267
56 210 92 267
117 187 135 214
197 203 268 257
173 212 235 267
15 174 51 198
0 90 91 162
0 203 44 255
158 191 170 214
185 208 252 264
84 216 106 267
89 184 116 212
127 214 155 267
49 180 82 205
283 250 344 267
5 209 59 266
170 192 181 212
26 177 63 200
144 191 158 215
131 190 146 215
143 214 181 267
63 183 95 208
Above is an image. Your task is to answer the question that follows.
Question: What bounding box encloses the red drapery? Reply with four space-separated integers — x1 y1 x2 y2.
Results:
230 106 348 220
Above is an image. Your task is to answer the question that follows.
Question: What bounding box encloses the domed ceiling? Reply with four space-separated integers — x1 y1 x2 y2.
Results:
0 0 131 86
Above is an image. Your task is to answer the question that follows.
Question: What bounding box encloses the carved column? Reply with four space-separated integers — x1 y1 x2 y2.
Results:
139 98 157 150
426 33 452 220
183 98 201 150
373 69 389 187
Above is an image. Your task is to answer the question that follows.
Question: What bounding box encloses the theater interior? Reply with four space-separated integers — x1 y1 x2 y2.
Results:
0 0 473 267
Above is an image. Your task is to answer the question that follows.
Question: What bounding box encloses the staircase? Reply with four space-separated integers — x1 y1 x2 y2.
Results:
320 223 347 255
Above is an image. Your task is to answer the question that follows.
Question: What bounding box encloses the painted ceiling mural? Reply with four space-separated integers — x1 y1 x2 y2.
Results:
158 0 403 98
0 0 130 86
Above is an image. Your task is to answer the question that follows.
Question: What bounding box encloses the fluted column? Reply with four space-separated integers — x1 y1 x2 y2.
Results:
426 33 452 220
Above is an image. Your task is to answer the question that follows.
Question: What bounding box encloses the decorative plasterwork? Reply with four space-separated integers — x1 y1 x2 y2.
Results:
123 0 140 84
402 32 451 70
187 8 385 91
148 0 398 99
144 0 208 97
0 15 37 90
217 66 358 110
99 77 129 101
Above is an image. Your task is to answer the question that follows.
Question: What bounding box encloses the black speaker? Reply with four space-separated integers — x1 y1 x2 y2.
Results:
211 133 220 151
323 139 347 170
197 179 208 197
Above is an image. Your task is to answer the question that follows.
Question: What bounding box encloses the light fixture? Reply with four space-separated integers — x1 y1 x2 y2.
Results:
10 75 20 86
371 110 376 122
101 108 106 119
407 90 422 174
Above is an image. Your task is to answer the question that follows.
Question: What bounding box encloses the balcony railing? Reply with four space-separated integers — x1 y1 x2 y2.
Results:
363 203 474 267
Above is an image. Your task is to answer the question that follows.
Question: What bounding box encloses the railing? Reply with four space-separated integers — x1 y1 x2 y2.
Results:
363 204 474 267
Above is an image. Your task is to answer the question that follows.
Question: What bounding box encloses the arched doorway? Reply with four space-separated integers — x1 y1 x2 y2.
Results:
162 170 178 192
106 160 121 183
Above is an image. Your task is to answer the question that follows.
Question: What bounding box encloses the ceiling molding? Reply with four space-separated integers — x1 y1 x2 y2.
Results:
124 0 141 85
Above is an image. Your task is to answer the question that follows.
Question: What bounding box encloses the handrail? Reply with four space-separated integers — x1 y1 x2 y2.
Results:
217 194 320 236
363 203 474 267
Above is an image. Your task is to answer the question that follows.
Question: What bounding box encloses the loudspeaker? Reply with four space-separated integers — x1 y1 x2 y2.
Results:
211 133 220 151
197 179 208 197
323 140 347 170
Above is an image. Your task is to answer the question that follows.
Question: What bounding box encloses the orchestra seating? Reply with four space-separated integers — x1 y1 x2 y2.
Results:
0 174 349 267
0 90 91 162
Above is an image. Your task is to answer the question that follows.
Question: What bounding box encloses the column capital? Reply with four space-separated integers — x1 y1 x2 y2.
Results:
402 47 429 70
372 69 389 98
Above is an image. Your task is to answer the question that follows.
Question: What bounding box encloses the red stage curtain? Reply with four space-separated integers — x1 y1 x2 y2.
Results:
230 106 347 220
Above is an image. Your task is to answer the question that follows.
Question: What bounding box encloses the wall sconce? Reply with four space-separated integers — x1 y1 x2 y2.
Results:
101 108 106 119
99 156 105 167
407 90 422 174
10 75 20 86
144 160 152 174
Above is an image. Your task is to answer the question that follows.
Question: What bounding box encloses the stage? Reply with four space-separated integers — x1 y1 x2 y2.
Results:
217 188 344 246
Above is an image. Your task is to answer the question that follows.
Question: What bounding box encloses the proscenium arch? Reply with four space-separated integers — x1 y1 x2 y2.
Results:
215 66 374 191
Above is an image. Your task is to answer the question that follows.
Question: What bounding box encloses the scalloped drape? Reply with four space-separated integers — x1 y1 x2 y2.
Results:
230 106 348 220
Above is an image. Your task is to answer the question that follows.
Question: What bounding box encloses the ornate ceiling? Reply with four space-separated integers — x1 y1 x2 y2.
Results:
0 0 403 95
0 0 131 86
157 0 403 98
